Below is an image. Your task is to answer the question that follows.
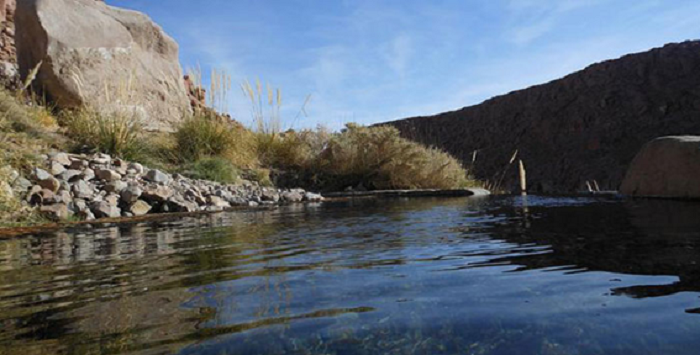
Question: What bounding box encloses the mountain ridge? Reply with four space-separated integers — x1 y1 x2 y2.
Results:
382 40 700 192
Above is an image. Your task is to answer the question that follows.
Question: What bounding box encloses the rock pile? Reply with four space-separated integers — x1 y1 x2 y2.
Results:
11 152 323 221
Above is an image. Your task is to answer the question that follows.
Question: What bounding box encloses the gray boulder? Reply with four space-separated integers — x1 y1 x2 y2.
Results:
91 201 121 219
144 169 171 184
16 0 191 132
141 186 173 202
281 190 303 203
303 192 324 202
49 161 66 176
104 180 128 193
72 179 94 199
57 169 82 182
621 136 700 198
120 186 142 204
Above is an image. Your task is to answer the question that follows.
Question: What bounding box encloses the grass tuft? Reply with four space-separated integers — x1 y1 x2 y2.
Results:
60 107 145 161
181 156 239 184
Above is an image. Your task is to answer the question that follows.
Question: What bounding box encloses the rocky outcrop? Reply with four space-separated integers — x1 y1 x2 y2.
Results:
15 0 191 132
0 0 17 89
620 136 700 198
7 152 323 222
383 41 700 193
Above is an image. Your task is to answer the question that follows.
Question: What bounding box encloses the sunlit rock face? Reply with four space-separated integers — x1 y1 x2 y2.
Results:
15 0 191 132
383 41 700 193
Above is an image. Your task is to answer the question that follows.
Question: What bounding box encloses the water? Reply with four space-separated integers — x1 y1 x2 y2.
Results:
2 196 700 354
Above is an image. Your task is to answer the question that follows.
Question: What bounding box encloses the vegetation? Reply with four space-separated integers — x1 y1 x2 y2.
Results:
0 71 480 225
181 156 239 184
0 90 59 226
60 107 145 161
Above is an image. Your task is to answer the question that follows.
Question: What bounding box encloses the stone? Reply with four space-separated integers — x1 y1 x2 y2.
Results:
26 185 42 203
105 193 120 206
141 186 173 202
261 189 280 202
38 176 60 192
16 0 191 132
166 197 198 212
91 154 111 165
95 168 122 181
12 177 32 191
207 195 230 208
71 179 94 199
621 136 700 198
56 190 72 204
128 200 151 216
48 161 66 176
185 189 206 205
247 201 259 207
50 152 72 167
40 203 72 220
120 186 142 204
91 201 121 219
34 167 51 181
70 199 89 213
144 169 171 184
281 190 303 203
81 168 95 181
303 192 323 202
127 162 144 174
57 169 82 182
104 180 128 193
69 159 89 170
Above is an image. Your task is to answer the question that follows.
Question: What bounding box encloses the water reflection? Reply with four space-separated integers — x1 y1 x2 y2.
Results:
0 197 699 354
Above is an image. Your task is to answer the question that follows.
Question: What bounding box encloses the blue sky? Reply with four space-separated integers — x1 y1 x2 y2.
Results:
109 0 700 130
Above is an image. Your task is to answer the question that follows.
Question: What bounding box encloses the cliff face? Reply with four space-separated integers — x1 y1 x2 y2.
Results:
383 41 700 192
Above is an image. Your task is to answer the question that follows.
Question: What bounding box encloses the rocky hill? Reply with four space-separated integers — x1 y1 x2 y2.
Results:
383 41 700 193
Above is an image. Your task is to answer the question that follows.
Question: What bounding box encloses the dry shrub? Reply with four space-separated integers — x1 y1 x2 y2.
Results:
174 112 258 169
313 124 474 191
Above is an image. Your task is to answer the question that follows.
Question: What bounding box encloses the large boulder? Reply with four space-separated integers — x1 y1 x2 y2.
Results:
15 0 190 131
620 136 700 198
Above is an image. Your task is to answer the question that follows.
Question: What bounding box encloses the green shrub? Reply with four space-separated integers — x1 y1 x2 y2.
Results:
60 107 144 160
181 156 239 184
174 113 258 168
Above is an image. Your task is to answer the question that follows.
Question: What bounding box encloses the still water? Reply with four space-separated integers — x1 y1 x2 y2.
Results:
1 196 700 354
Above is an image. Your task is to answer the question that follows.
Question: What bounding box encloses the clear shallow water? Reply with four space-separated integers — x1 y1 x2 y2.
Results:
2 196 700 354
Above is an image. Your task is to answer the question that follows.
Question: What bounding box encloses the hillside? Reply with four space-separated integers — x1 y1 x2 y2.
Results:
383 41 700 192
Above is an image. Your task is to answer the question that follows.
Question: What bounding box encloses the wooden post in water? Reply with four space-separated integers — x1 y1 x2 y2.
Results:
519 160 527 195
